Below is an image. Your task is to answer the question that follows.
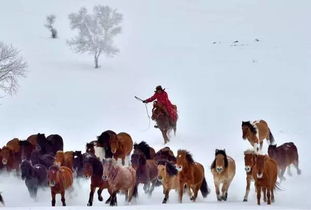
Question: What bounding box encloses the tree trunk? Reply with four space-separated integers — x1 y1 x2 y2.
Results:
94 54 99 69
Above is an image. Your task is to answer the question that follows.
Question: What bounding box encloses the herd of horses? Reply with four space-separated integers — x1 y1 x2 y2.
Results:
0 119 302 206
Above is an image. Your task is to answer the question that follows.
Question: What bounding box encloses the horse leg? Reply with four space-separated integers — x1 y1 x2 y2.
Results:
148 180 156 196
122 158 125 166
267 188 271 205
51 190 56 206
214 182 221 201
256 185 261 205
279 168 286 181
97 188 103 201
287 165 292 176
110 192 117 206
87 186 95 206
221 181 229 201
271 189 275 203
178 182 185 203
162 188 170 204
294 160 301 175
191 186 199 201
143 182 150 194
61 191 66 206
263 187 267 202
161 129 169 144
243 178 251 202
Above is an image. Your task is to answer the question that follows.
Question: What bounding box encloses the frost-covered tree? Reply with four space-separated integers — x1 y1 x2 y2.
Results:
45 15 58 38
0 42 27 95
67 5 122 68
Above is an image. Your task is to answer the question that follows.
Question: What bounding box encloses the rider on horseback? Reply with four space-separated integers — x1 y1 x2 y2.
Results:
143 85 177 128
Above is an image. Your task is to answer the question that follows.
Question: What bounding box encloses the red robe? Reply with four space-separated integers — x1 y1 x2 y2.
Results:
145 91 177 121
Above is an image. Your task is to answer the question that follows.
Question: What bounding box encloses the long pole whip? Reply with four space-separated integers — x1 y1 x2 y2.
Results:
135 96 151 130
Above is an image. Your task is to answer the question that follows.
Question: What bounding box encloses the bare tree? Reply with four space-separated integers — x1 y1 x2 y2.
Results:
45 15 58 38
68 5 122 68
0 42 27 95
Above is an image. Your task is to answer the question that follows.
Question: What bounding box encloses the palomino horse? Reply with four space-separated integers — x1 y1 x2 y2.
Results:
253 155 278 205
242 120 275 153
55 151 74 171
109 132 133 165
211 149 236 201
154 147 176 164
83 154 110 206
176 150 209 202
20 160 48 199
157 160 180 203
152 102 177 144
133 141 156 159
48 165 73 206
131 153 158 195
268 142 301 181
102 159 137 206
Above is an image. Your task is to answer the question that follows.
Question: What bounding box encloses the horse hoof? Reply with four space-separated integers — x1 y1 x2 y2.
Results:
243 198 247 202
87 202 92 206
98 196 103 201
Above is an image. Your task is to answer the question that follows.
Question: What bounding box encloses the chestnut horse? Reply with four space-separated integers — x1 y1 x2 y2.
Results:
83 154 110 206
268 142 301 181
102 159 137 206
110 132 133 165
176 150 209 202
55 151 74 171
0 146 19 172
152 101 177 144
253 155 278 205
243 149 258 202
154 147 176 164
157 160 180 203
131 153 158 195
48 165 73 206
211 149 236 201
242 120 275 153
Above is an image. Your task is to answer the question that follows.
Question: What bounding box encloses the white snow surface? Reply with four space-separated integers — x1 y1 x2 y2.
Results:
0 0 310 209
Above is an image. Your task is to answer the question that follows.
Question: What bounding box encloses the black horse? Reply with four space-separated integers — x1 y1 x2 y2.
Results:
30 150 55 169
73 151 84 177
20 160 48 198
37 134 63 155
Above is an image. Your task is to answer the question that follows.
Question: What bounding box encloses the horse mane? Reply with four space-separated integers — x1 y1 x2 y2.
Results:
97 130 116 146
131 153 147 165
211 149 228 169
244 149 256 155
242 121 257 134
160 160 178 176
178 150 194 164
134 141 152 159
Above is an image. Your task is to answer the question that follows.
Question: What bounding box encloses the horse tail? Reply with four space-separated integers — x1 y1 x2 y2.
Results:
0 192 4 205
200 177 209 198
269 130 275 145
132 184 138 198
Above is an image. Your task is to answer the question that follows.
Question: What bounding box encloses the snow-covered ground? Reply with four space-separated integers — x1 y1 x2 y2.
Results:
0 0 310 209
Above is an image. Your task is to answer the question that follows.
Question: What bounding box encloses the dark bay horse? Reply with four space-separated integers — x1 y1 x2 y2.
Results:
83 154 110 206
176 150 209 202
268 142 301 180
242 120 275 153
20 160 48 198
30 149 55 169
73 151 84 177
48 165 73 206
131 153 158 195
154 147 176 164
152 102 177 144
133 141 156 159
97 130 116 159
37 134 63 155
211 149 236 201
102 159 137 206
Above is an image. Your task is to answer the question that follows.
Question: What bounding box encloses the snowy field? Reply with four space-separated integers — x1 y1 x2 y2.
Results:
0 0 310 209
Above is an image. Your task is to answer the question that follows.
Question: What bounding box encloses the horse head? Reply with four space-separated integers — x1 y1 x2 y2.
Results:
254 155 266 179
244 150 256 173
0 147 12 165
54 151 64 166
131 153 146 170
211 149 228 174
48 165 60 187
176 150 194 171
20 160 33 180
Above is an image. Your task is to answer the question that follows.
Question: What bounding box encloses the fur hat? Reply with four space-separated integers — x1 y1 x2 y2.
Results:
155 85 165 92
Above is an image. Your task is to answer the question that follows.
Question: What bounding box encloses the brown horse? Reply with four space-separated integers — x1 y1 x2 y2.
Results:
0 146 19 172
268 142 301 181
243 149 257 202
83 154 110 206
253 154 278 205
242 120 275 153
131 153 158 195
6 138 20 154
211 149 236 201
152 101 177 144
157 160 180 203
154 146 176 164
48 165 73 206
133 141 156 159
102 159 137 206
176 150 209 202
110 132 133 165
